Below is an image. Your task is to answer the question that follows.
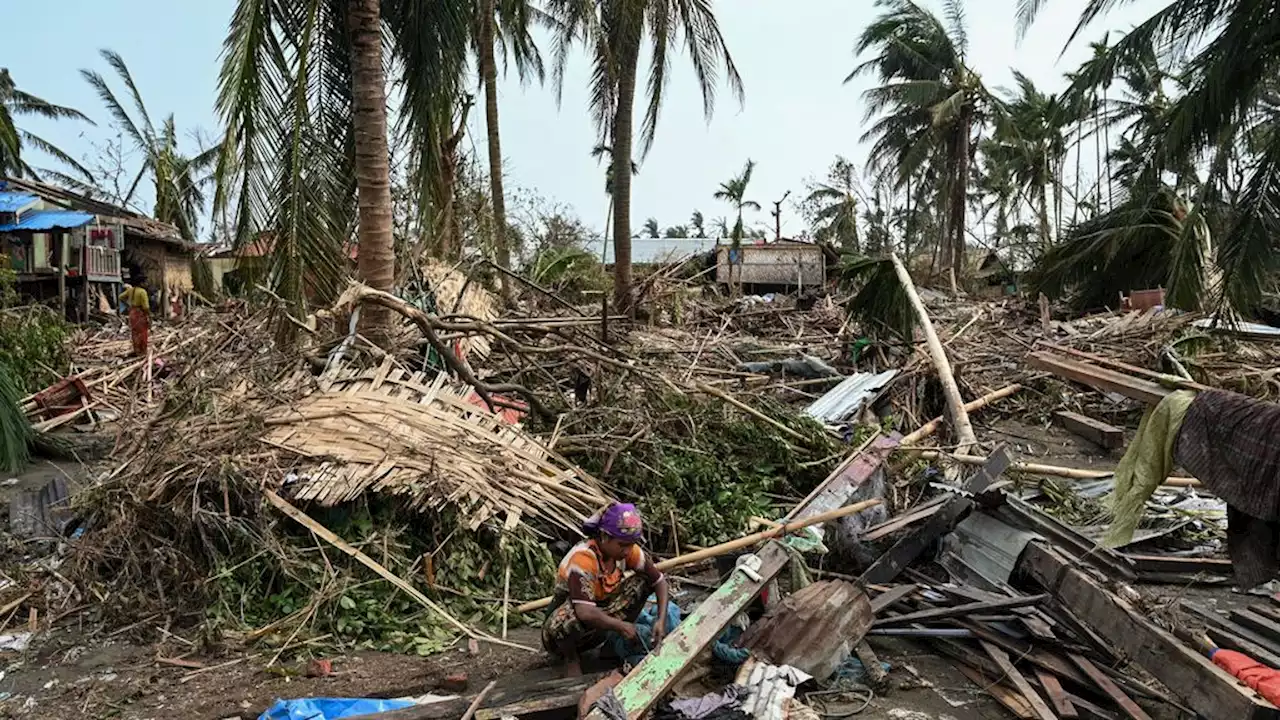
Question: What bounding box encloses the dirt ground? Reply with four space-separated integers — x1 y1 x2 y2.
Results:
0 623 1015 720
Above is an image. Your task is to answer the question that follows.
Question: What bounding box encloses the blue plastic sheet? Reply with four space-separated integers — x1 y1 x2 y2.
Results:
258 697 415 720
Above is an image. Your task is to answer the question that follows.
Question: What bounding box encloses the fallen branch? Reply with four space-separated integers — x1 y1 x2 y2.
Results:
890 253 976 454
516 498 883 614
264 490 537 652
334 282 552 419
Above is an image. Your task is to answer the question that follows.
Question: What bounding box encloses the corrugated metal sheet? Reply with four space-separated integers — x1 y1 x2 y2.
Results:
739 580 873 680
0 192 38 213
803 369 899 424
0 209 95 232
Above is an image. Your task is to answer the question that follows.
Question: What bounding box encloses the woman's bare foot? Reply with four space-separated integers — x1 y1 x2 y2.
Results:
565 659 583 678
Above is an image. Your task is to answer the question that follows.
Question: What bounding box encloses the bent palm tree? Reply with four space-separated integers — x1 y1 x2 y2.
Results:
690 210 706 238
215 0 470 337
0 69 92 182
81 50 217 241
807 156 861 253
547 0 743 312
1019 0 1280 313
851 0 998 275
714 159 760 248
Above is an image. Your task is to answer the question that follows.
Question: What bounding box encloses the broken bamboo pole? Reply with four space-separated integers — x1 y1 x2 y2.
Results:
916 450 1201 487
890 253 975 454
515 498 883 614
900 384 1022 446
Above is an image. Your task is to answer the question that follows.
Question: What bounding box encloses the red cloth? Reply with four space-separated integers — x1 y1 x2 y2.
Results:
128 307 150 356
1213 649 1280 705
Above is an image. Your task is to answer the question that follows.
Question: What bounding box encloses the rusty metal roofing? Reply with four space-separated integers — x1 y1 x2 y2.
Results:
740 580 874 680
803 369 899 424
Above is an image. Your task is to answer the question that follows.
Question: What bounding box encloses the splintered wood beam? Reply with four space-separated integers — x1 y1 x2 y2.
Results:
1026 352 1169 405
1019 542 1280 720
584 435 901 720
983 641 1060 720
1053 410 1125 449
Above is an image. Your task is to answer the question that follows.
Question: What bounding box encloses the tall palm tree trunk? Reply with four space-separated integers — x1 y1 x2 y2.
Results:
348 0 395 339
611 37 641 314
479 0 512 294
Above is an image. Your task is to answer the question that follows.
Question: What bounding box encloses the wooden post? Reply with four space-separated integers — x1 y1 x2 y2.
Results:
56 231 66 320
889 253 977 453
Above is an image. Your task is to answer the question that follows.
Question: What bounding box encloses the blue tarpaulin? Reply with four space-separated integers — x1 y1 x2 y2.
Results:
258 697 415 720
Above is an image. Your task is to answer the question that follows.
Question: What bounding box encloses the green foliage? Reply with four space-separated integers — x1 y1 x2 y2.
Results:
527 245 609 302
1026 186 1208 311
568 393 847 547
0 269 70 393
207 501 556 655
0 363 32 473
839 254 914 340
0 67 92 181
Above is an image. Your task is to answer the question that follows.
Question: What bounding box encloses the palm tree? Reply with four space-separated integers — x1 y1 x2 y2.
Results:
81 50 218 241
851 0 998 276
1019 0 1280 314
690 210 706 238
0 69 92 182
990 71 1069 247
714 160 760 249
712 216 730 238
547 0 743 312
806 156 862 253
215 0 470 337
475 0 545 288
643 217 660 238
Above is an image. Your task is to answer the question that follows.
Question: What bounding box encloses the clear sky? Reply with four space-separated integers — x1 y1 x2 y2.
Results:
5 0 1168 240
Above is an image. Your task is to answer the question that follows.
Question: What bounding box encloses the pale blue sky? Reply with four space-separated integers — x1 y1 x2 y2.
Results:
6 0 1168 240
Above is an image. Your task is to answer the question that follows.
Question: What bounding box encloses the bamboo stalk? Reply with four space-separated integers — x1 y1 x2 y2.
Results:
515 498 883 614
890 253 976 454
900 384 1023 446
916 450 1201 487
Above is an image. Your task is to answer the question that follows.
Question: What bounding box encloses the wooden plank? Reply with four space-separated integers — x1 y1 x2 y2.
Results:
1123 554 1232 577
861 497 948 541
873 594 1048 627
346 672 606 720
1068 654 1151 720
1020 542 1280 719
956 620 1093 688
1053 410 1124 449
860 446 1012 584
1026 352 1169 405
984 641 1060 720
870 584 918 614
586 435 900 720
1181 602 1280 665
1034 669 1079 719
955 662 1035 719
1233 608 1280 645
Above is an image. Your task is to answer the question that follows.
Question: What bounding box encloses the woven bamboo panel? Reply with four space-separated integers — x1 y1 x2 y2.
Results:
265 364 604 534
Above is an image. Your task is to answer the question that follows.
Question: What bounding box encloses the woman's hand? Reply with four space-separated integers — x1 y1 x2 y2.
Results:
650 621 667 648
617 622 639 643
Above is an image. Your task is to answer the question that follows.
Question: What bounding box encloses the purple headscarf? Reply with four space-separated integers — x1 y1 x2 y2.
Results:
583 503 644 541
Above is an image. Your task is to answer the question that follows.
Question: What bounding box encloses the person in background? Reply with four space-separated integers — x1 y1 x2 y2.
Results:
119 279 150 357
543 503 669 677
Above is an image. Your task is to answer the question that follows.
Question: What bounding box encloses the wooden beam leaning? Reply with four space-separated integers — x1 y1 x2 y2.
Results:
1027 352 1170 405
1019 542 1280 720
584 435 901 720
